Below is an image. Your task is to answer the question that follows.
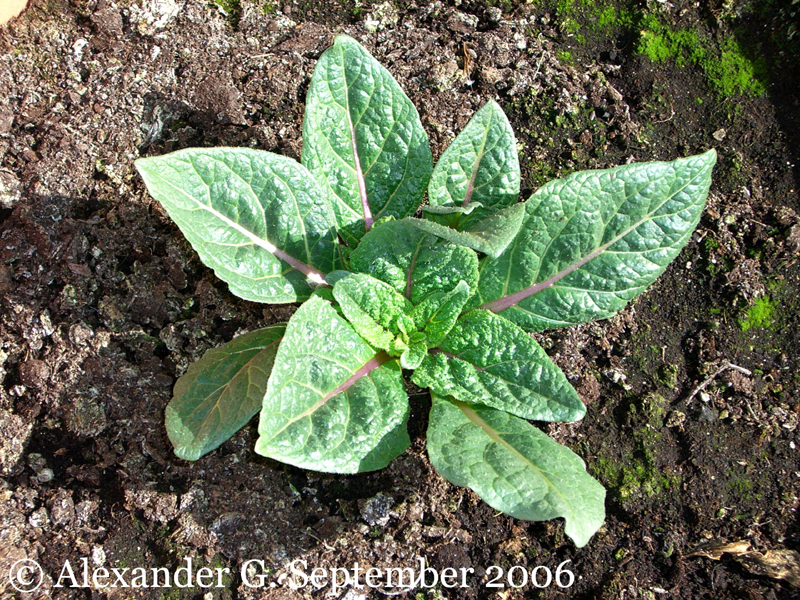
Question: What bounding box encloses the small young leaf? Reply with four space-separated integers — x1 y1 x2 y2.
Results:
349 219 479 303
412 310 585 422
427 394 605 548
135 148 338 304
166 324 285 461
407 202 525 259
427 100 520 230
256 296 410 473
400 342 427 370
301 35 433 245
474 150 717 331
411 280 471 347
333 273 415 354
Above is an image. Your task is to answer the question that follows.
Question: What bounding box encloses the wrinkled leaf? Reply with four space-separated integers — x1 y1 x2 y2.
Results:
333 273 415 354
350 219 479 303
256 296 410 473
136 148 338 304
427 100 520 230
400 342 427 370
412 310 585 422
166 325 285 461
301 35 432 245
427 394 605 548
408 202 525 259
411 280 471 348
474 150 717 331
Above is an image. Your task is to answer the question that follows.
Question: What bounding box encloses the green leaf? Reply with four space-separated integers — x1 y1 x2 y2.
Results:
301 34 433 245
165 324 285 461
427 100 520 230
135 148 339 304
427 394 605 548
412 310 585 422
256 296 410 473
411 280 471 348
400 342 427 369
407 202 525 259
473 150 717 331
332 273 415 354
349 219 479 304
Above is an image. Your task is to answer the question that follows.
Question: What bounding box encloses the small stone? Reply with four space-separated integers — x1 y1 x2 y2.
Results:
36 468 55 484
18 359 50 389
480 66 503 86
447 11 478 34
92 546 106 566
0 170 21 209
359 493 394 527
485 6 503 24
69 322 94 345
28 507 49 528
363 1 398 32
712 128 727 141
49 490 75 527
665 410 686 428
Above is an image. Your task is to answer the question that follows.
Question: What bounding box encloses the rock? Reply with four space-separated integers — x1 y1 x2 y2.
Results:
359 493 394 527
48 489 76 527
18 359 50 389
429 61 461 91
0 410 32 476
786 224 800 253
447 11 478 34
364 1 399 33
0 170 21 209
485 6 503 25
128 0 185 36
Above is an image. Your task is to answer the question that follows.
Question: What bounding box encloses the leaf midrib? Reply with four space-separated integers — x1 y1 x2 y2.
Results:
479 164 706 313
454 400 575 521
145 167 329 285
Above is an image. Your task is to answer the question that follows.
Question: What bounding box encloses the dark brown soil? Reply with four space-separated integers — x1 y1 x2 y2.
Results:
1 0 798 599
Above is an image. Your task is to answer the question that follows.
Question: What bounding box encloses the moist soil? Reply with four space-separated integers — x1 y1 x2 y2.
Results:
1 0 799 598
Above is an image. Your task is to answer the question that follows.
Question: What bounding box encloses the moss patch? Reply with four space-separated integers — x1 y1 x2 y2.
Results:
739 295 777 332
592 393 680 501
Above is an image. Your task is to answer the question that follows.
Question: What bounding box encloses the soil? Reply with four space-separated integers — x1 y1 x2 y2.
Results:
0 0 798 599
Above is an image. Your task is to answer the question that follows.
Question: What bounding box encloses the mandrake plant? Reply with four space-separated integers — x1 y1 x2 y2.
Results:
135 35 715 547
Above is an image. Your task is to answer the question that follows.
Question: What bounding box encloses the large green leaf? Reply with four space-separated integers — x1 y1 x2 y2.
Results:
473 150 717 331
256 296 410 473
426 100 520 231
135 148 339 304
166 325 285 461
408 203 525 259
349 219 479 304
427 394 605 548
301 35 432 245
412 310 585 422
332 273 415 354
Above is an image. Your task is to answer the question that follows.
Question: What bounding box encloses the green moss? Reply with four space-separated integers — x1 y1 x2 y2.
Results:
556 49 575 65
635 13 766 97
211 0 241 24
592 394 679 501
636 14 704 67
657 364 678 390
739 295 777 332
701 38 767 97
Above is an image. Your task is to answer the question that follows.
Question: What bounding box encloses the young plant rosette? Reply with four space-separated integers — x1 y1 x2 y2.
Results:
135 35 715 548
